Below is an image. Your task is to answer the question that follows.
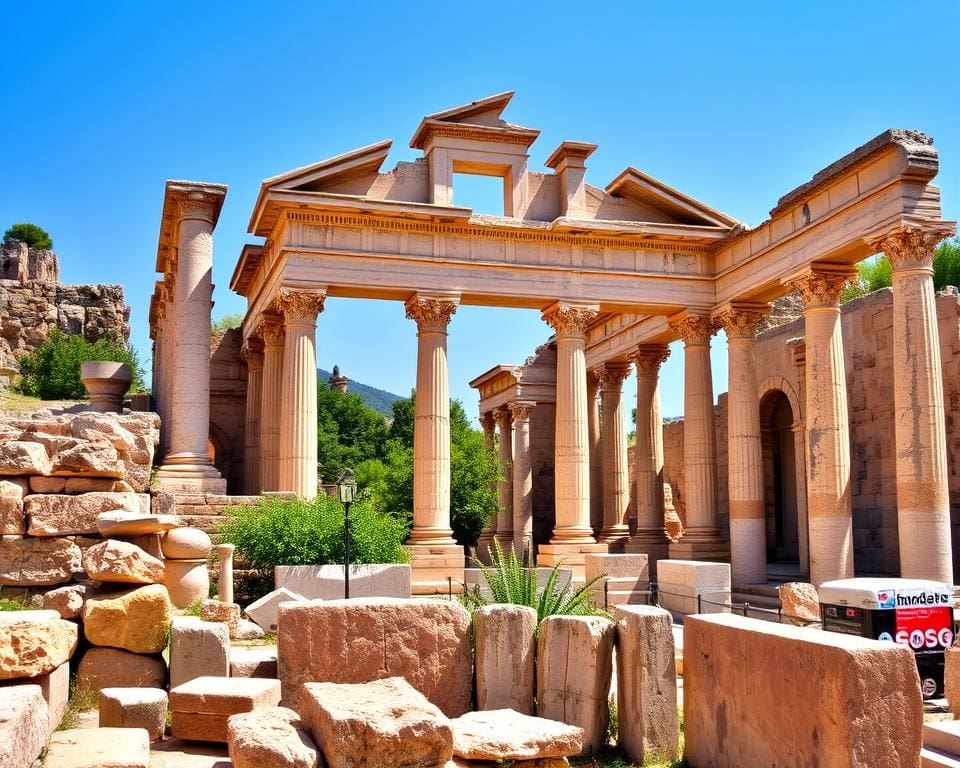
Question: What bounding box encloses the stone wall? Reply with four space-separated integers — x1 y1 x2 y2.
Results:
209 329 246 495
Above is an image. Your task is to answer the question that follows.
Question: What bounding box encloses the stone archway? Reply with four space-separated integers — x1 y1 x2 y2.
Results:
760 389 800 565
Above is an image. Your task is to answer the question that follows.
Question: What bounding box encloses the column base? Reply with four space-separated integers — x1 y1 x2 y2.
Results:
669 530 730 563
154 471 227 496
537 542 609 581
408 544 465 595
597 526 631 553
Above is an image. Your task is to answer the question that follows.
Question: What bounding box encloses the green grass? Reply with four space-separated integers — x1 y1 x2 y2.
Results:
0 598 27 611
569 711 687 768
57 676 100 731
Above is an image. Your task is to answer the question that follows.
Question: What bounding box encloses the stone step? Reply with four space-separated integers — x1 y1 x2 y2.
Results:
922 747 960 767
925 721 960 756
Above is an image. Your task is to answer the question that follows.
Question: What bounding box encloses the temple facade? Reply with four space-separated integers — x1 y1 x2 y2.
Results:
148 93 956 588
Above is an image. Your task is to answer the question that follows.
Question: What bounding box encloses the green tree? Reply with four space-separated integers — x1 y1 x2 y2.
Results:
316 380 389 483
14 329 146 400
211 313 243 332
3 223 53 250
933 237 960 290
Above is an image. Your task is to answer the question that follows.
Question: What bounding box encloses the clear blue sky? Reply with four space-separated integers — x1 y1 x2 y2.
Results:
2 2 958 422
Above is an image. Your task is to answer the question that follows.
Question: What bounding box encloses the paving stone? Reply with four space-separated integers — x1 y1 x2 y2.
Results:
99 687 168 741
44 727 150 768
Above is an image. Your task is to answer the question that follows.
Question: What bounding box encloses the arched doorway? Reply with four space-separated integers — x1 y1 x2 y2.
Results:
760 390 800 564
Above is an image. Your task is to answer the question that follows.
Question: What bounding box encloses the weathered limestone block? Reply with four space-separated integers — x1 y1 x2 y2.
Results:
170 676 282 744
656 559 731 615
300 677 453 768
99 687 168 741
50 440 123 477
234 618 265 640
945 646 960 717
44 727 150 768
230 646 278 679
0 684 48 768
201 599 241 636
0 481 25 535
683 614 922 768
161 526 211 559
275 563 412 600
0 536 81 585
65 477 119 493
614 605 678 764
278 597 472 716
777 582 821 625
25 491 140 536
0 659 71 735
29 476 65 493
245 587 308 632
169 616 229 689
0 609 77 680
474 604 536 714
0 441 50 476
450 709 583 761
97 511 179 537
228 707 319 768
82 539 165 584
82 583 172 653
446 757 569 768
76 647 166 693
536 616 614 755
584 553 649 606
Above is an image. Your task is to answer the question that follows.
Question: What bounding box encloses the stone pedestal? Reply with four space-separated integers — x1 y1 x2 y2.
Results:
257 315 284 492
509 401 535 559
537 542 609 581
598 362 632 549
657 559 731 615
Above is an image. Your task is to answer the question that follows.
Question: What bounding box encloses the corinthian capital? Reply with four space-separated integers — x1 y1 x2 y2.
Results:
256 314 284 348
632 345 670 376
174 191 221 224
670 314 718 345
542 302 599 338
275 288 326 323
715 304 770 340
508 400 536 421
241 337 264 368
786 267 854 309
873 225 955 272
596 361 632 390
405 293 459 332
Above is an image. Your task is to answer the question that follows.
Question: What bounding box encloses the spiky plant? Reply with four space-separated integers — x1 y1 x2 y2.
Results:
461 539 608 625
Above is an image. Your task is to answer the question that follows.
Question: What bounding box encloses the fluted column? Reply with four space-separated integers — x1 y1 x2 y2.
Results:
477 411 497 559
257 315 284 492
494 407 514 547
510 400 536 560
241 337 264 496
626 346 671 573
157 191 223 485
543 302 599 544
277 289 326 498
598 361 633 549
587 370 602 533
718 304 770 585
787 266 856 585
878 225 955 583
406 293 459 546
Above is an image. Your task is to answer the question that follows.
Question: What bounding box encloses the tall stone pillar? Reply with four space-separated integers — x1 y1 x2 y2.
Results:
277 288 325 499
787 266 856 586
156 189 225 493
241 336 264 496
494 407 514 548
587 370 603 534
405 293 464 590
625 346 671 576
538 302 605 576
598 361 633 550
257 315 284 492
476 411 497 562
509 401 536 561
718 305 770 586
669 314 728 561
878 225 955 583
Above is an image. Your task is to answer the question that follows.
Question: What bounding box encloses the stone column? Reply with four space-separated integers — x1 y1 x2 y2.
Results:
718 305 770 586
625 346 671 574
156 192 224 491
405 293 460 547
476 411 497 561
494 407 514 548
598 361 633 550
879 225 955 583
787 266 856 585
538 302 604 576
510 401 536 561
277 288 326 499
241 337 264 496
669 314 728 561
257 315 284 492
587 370 603 533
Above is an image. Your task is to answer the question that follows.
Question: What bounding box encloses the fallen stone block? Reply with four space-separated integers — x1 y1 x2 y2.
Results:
228 706 319 768
0 684 48 768
49 439 123 477
245 586 307 632
0 609 77 680
278 597 471 716
230 646 278 679
82 583 172 654
300 677 453 768
0 481 25 535
450 709 582 761
170 676 281 743
96 511 180 537
614 605 678 764
201 599 241 636
99 687 168 741
0 536 81 586
656 559 731 615
65 477 120 494
169 616 229 689
584 553 650 607
234 618 265 640
777 582 821 625
25 491 140 536
474 604 536 714
0 441 50 476
683 613 922 768
42 583 89 618
77 647 166 693
536 615 614 755
44 727 150 768
0 659 71 736
83 539 165 584
275 563 412 600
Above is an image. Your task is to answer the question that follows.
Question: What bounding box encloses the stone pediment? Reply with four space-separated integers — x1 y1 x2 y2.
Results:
409 91 539 149
604 168 739 228
263 139 393 193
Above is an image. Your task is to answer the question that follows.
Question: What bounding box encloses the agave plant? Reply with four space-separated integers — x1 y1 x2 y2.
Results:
461 539 608 625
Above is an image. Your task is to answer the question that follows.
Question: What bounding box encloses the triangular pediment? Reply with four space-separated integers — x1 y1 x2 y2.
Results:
605 167 738 227
265 139 393 194
424 91 515 127
410 92 539 149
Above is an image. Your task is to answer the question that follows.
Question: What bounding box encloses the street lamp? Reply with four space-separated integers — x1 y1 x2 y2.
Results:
337 468 357 599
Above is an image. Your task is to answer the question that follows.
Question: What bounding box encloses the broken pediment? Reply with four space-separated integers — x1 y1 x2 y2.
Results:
604 168 738 228
409 91 539 150
264 139 393 194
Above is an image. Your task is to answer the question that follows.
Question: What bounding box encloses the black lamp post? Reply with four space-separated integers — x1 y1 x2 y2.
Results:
337 468 357 599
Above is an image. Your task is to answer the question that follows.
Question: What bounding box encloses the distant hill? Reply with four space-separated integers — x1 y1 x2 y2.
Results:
318 368 406 416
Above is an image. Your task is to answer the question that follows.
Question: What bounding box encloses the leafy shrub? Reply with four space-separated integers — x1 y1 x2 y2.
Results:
4 222 52 250
0 598 27 611
14 328 146 400
211 313 244 332
218 493 410 569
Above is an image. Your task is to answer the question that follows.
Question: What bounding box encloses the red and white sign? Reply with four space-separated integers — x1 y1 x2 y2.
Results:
893 606 953 653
